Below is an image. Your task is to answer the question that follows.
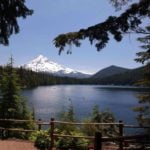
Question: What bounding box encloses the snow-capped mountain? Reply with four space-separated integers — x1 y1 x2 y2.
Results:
23 55 91 78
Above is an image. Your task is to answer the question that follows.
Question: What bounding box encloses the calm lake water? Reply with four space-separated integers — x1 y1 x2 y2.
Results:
22 85 149 125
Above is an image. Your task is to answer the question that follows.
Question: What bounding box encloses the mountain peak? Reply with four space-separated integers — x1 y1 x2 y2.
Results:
32 55 49 63
92 65 130 79
36 54 45 59
107 65 128 69
23 55 91 78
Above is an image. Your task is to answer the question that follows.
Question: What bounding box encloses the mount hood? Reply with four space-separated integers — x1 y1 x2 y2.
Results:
23 55 90 78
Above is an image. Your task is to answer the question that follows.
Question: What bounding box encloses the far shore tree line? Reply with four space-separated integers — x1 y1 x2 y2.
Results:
0 64 146 87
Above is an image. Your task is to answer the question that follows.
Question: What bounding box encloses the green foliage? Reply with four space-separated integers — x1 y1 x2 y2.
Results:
27 105 117 149
0 57 34 138
90 66 145 85
56 132 89 150
0 65 145 87
16 66 145 86
55 104 89 149
57 104 76 133
61 104 75 122
134 26 150 126
82 106 118 137
0 0 33 45
30 130 51 150
0 66 86 87
16 67 83 87
55 105 117 149
54 0 150 54
109 0 132 10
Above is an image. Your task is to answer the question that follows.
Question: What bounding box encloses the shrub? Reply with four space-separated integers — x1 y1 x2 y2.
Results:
30 130 51 150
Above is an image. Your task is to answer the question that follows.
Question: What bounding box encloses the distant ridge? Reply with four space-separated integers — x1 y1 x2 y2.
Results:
92 65 130 79
90 66 144 85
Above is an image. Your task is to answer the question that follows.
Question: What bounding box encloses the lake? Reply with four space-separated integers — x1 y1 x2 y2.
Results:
22 85 148 125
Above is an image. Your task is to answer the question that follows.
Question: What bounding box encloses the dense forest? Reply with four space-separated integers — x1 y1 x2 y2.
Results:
90 67 145 85
0 66 83 88
0 65 145 88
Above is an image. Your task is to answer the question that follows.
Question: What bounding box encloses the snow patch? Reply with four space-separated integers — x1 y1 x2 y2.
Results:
23 55 90 78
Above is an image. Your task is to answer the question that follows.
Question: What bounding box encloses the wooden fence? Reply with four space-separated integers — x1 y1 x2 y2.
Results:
0 118 150 150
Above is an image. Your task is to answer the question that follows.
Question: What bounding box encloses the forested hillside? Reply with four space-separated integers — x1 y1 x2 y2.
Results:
90 67 145 85
0 66 82 88
0 65 145 87
92 65 130 79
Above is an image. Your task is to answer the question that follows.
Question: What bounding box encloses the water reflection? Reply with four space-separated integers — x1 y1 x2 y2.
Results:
22 85 146 124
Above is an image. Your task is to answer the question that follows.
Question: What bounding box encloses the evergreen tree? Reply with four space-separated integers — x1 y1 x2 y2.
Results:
54 0 150 54
0 57 34 138
57 103 76 133
0 0 33 45
134 26 150 126
56 104 89 150
82 105 117 136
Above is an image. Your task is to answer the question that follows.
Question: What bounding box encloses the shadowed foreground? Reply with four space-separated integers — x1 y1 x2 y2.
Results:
0 140 37 150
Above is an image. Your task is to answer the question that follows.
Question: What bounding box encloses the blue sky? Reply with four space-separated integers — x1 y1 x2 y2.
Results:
0 0 144 74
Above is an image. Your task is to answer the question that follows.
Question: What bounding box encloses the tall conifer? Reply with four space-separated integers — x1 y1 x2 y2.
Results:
134 26 150 126
0 57 34 138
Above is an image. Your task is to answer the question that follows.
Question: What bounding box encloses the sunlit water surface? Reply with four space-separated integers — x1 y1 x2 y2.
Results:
22 85 148 127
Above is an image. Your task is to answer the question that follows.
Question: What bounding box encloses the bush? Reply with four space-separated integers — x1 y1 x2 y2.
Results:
55 130 89 150
30 130 51 150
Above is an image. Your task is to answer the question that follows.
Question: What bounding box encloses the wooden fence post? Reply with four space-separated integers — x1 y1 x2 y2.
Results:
50 118 54 150
38 119 42 131
119 120 124 150
0 129 4 139
94 132 102 150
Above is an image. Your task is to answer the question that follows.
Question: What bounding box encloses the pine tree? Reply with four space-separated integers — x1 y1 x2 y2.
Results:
0 0 33 45
82 105 117 136
134 26 150 126
54 0 150 54
0 57 34 138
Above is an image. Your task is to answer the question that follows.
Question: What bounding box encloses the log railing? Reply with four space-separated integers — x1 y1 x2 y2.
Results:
51 119 150 150
0 118 150 150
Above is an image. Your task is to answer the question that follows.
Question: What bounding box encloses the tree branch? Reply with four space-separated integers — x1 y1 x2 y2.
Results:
54 0 150 54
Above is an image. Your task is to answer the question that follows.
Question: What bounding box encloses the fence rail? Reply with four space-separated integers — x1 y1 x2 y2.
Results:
0 118 150 150
0 127 36 132
53 120 121 125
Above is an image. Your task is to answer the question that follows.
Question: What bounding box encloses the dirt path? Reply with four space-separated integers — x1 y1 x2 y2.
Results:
0 140 119 150
0 139 37 150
